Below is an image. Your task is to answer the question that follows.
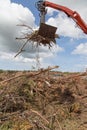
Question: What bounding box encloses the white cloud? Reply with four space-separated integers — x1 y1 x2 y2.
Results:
0 0 87 71
0 0 35 53
0 44 61 58
47 0 87 14
72 43 87 55
0 0 63 66
0 51 34 63
46 0 87 38
47 13 84 38
47 8 57 16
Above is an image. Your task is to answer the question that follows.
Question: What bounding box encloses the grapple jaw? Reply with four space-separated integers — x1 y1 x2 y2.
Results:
38 23 57 39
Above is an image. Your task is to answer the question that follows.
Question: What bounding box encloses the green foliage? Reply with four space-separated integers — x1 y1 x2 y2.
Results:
0 121 13 130
17 79 36 102
0 119 32 130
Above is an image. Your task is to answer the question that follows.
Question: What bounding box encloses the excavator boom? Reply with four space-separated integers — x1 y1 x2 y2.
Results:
43 1 87 34
38 0 87 34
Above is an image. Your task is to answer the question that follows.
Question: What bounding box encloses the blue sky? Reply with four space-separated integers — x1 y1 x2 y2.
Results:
0 0 87 72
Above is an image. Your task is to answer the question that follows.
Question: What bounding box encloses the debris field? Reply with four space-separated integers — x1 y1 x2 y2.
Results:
0 67 87 130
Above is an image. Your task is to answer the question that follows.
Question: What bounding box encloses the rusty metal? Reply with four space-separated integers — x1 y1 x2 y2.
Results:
38 23 57 39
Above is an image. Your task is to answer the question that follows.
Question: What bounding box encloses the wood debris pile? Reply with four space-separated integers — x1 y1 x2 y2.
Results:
16 24 59 46
15 24 59 57
18 29 57 46
0 68 87 130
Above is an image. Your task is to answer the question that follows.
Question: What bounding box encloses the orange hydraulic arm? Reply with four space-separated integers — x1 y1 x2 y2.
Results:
37 0 87 34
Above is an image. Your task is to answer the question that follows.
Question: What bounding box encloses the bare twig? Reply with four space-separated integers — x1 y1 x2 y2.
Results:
30 109 49 125
14 38 30 57
65 72 87 80
17 24 33 31
0 66 59 85
0 111 21 121
56 118 62 130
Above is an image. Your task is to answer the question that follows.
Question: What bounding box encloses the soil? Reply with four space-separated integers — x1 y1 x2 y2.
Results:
0 70 87 130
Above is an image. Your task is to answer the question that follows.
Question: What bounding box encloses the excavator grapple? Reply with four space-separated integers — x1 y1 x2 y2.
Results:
36 0 58 44
38 23 57 39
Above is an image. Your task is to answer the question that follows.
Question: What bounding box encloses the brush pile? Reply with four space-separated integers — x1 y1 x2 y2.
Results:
15 24 59 57
16 24 59 47
24 29 58 47
0 69 87 130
